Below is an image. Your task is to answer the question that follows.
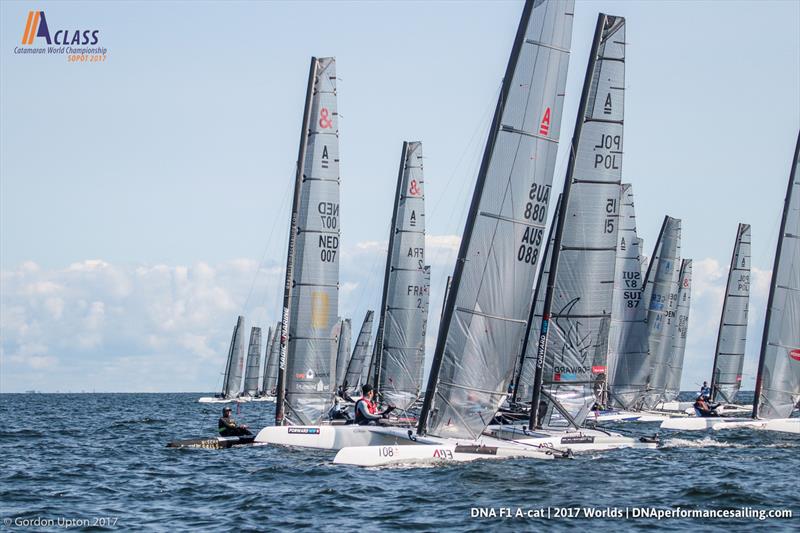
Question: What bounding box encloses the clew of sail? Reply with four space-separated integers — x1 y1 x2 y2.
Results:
419 0 574 439
243 327 263 395
607 184 649 409
753 132 800 419
711 224 751 403
283 57 341 425
376 142 428 410
663 259 692 402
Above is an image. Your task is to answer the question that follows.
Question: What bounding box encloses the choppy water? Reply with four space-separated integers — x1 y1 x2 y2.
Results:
1 393 797 532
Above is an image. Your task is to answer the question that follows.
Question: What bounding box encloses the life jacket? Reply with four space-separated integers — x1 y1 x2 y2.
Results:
354 396 377 425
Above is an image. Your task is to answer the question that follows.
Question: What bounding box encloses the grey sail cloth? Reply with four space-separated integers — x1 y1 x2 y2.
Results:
516 196 560 404
711 224 751 403
222 316 246 398
377 142 428 410
243 327 262 395
608 184 649 409
424 0 574 440
261 326 274 394
663 259 692 402
334 319 352 390
285 57 341 425
539 15 626 429
264 321 281 394
345 310 374 391
754 133 800 419
422 265 431 356
641 217 682 408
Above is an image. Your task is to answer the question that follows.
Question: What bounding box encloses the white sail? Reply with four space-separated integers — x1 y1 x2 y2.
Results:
538 14 626 429
260 326 274 394
283 57 341 425
663 259 692 402
334 318 352 391
607 184 649 408
243 327 262 395
375 142 428 410
753 132 800 419
264 321 281 394
222 316 246 398
642 217 681 408
345 310 374 391
419 0 574 439
711 224 751 403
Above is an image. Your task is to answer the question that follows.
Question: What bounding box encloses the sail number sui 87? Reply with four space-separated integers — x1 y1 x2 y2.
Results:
517 183 550 265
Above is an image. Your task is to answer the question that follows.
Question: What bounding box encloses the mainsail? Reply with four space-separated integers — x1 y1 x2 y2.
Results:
710 224 751 403
663 259 692 402
334 318 352 390
222 316 246 399
345 310 374 391
276 57 341 425
753 132 800 419
534 13 626 429
260 326 274 395
374 141 428 410
418 0 574 439
607 184 649 408
642 216 681 408
243 327 262 395
264 321 281 394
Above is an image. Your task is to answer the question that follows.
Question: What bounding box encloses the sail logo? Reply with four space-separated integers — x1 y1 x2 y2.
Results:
789 349 800 362
538 107 551 136
14 10 108 60
20 11 99 45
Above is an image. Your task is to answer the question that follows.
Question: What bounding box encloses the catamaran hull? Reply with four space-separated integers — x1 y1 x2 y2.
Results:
197 396 250 404
660 417 744 431
254 425 417 450
593 410 673 423
486 426 657 452
333 443 560 466
166 435 256 449
712 418 800 434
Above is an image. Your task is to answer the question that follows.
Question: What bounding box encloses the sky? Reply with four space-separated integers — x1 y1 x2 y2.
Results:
1 0 798 393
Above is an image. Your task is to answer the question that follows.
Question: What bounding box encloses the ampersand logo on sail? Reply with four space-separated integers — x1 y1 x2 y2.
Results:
789 349 800 362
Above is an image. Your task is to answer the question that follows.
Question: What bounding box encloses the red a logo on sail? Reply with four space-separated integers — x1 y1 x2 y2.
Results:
539 107 551 136
790 349 800 362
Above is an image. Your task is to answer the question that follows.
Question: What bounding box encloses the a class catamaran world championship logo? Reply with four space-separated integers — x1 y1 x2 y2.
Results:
14 10 109 62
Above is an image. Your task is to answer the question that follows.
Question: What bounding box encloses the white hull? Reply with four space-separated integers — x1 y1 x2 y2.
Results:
197 396 250 404
254 424 418 450
486 425 657 452
660 416 744 431
333 441 559 466
594 410 672 423
712 418 800 434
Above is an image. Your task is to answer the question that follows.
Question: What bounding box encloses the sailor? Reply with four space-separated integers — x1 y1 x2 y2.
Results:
354 384 389 425
693 395 718 418
218 406 252 437
699 381 711 399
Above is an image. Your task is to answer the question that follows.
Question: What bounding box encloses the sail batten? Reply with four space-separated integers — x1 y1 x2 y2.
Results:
752 132 800 419
418 0 575 439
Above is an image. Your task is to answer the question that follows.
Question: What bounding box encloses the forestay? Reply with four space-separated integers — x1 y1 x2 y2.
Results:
753 133 800 419
538 14 626 429
284 57 341 425
420 0 574 439
376 142 428 410
243 327 263 395
607 184 649 409
222 316 246 399
663 259 692 402
711 224 751 403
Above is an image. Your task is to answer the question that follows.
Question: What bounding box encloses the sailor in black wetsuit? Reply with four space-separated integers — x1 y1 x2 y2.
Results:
218 406 252 437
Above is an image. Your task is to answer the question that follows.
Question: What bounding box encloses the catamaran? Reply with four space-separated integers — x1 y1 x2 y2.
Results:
198 315 248 404
342 310 375 395
663 132 800 434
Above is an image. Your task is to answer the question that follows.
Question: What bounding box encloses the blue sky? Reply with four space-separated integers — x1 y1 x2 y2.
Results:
1 0 798 392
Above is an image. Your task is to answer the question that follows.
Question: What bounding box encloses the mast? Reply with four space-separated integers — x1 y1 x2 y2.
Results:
752 131 800 419
372 142 411 395
275 58 320 425
710 224 751 403
261 325 274 394
529 14 609 430
220 319 237 397
224 315 246 399
512 195 560 405
418 0 574 437
334 318 352 390
440 275 452 321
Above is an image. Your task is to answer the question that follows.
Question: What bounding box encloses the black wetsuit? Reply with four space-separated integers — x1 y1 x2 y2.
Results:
218 416 252 437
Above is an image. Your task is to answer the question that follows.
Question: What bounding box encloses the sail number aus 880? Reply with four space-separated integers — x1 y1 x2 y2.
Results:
517 182 550 265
